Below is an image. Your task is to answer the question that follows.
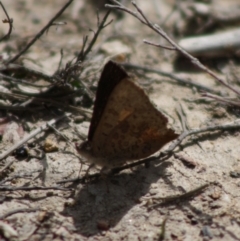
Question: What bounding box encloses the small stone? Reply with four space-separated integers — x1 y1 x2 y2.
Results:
44 139 58 152
201 225 213 238
97 220 110 231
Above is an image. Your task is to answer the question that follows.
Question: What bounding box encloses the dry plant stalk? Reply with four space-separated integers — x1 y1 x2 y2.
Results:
106 0 240 104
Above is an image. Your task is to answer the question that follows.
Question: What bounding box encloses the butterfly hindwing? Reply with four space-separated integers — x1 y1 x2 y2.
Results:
91 78 178 161
77 61 178 168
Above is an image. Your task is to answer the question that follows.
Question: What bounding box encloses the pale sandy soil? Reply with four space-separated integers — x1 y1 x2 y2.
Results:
0 1 240 240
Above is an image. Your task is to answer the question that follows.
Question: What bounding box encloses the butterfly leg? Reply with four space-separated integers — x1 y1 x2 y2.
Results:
83 163 95 182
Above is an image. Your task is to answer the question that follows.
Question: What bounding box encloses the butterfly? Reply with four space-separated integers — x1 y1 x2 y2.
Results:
76 61 178 168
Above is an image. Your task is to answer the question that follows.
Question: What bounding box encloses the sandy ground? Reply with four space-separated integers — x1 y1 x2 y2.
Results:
0 1 240 240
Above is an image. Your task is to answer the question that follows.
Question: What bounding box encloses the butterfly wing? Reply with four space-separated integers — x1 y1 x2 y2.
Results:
91 78 178 162
88 61 128 142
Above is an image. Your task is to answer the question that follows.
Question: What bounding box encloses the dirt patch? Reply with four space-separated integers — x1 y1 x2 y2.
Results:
0 1 240 240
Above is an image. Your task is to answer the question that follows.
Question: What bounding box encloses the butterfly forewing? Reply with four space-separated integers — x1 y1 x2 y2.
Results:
88 61 128 142
91 78 178 161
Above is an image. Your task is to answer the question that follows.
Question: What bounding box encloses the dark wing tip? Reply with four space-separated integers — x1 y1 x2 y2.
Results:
88 61 129 141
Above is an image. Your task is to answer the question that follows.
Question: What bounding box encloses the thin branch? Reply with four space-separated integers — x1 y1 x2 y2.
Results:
0 173 38 185
76 10 112 62
148 183 209 209
0 159 15 174
0 185 70 191
57 119 240 184
0 1 13 41
0 91 92 117
57 49 64 72
0 104 44 111
77 36 88 62
166 120 240 152
6 0 74 64
202 93 240 107
106 1 240 97
122 62 222 95
0 64 59 83
176 104 188 132
0 73 52 88
0 113 71 162
0 208 40 220
51 21 67 27
174 153 197 168
158 218 167 240
143 40 176 50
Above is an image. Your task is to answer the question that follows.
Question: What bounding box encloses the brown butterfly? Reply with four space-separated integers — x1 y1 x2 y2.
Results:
76 61 178 168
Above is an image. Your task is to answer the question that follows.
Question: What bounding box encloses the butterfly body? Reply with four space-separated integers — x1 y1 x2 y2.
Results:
76 61 178 168
77 140 129 167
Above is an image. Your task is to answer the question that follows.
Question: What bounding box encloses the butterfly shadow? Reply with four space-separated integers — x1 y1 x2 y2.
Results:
61 161 173 237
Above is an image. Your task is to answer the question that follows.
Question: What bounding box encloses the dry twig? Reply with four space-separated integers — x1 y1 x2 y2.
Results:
148 183 209 209
57 119 240 184
123 62 221 95
166 119 240 152
0 1 13 41
0 64 58 83
106 1 240 97
77 10 112 62
0 73 51 88
202 92 240 107
0 185 69 191
0 91 92 116
0 208 40 220
0 113 71 162
6 0 74 64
